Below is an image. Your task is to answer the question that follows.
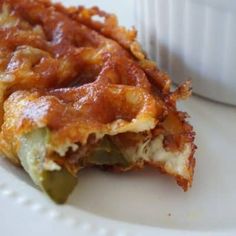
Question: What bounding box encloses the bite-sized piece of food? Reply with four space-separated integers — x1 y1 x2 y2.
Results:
1 84 161 202
0 0 197 203
1 81 195 201
1 83 161 165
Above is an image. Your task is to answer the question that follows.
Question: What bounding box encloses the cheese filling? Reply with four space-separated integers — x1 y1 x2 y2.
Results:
50 133 192 180
119 135 192 179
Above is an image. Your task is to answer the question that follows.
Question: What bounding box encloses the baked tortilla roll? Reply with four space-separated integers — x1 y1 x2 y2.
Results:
0 0 196 203
1 82 195 203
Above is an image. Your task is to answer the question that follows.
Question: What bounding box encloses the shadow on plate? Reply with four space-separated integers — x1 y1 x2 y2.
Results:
0 157 36 189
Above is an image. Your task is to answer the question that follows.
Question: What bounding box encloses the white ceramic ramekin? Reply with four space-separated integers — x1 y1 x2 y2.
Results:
135 0 236 105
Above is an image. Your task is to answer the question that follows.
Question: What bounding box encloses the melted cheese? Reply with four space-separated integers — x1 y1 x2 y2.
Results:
120 135 192 179
52 141 79 157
